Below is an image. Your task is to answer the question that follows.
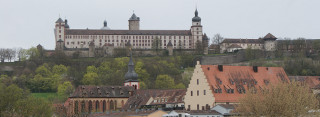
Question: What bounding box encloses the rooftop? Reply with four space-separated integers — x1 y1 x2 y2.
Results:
201 65 289 103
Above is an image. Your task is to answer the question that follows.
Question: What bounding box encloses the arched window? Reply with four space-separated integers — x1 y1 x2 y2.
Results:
81 101 85 113
110 100 114 110
89 101 92 113
103 100 106 112
96 101 99 112
121 100 124 108
74 101 79 114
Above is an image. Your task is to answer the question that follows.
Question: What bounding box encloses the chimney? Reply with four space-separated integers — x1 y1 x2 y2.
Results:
253 66 258 72
218 65 223 71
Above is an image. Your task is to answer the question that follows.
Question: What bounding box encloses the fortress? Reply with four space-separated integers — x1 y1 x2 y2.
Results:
54 9 209 57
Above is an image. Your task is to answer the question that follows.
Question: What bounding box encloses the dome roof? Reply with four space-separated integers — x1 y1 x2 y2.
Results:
64 19 70 28
101 20 111 30
192 9 201 22
125 53 138 82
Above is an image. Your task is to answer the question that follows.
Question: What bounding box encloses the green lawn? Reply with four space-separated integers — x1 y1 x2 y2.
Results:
31 93 58 100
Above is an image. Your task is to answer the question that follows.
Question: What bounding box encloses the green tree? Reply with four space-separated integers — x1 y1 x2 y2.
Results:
235 82 319 116
26 47 40 60
52 64 68 76
0 84 24 116
155 75 175 89
14 97 52 117
57 81 74 101
81 72 99 85
174 83 186 89
195 40 203 55
35 63 52 77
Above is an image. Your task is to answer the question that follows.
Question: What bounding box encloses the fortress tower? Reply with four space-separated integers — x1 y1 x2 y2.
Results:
128 13 140 30
191 9 203 49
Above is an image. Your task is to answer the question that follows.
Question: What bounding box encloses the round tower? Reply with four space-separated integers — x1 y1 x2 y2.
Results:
263 33 277 51
128 13 140 30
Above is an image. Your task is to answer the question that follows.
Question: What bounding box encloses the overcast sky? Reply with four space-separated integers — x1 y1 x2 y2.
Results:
0 0 319 49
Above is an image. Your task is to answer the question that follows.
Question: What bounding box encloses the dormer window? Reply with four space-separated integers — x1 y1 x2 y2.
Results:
154 100 157 103
229 79 234 85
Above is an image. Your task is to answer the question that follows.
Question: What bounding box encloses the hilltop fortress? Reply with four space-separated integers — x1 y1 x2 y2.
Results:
54 9 209 57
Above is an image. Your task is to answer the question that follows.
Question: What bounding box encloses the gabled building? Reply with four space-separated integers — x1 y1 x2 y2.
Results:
184 61 290 110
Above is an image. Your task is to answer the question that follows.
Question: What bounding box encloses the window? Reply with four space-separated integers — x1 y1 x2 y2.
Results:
197 79 199 85
204 90 206 95
191 91 193 96
197 90 199 96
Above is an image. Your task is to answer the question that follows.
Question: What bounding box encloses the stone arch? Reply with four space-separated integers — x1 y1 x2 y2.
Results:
103 100 106 112
89 100 93 113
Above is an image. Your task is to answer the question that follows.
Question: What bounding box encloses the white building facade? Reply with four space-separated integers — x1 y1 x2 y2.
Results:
54 10 204 51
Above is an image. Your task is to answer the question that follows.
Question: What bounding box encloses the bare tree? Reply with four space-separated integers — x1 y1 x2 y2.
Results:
235 81 319 116
211 33 224 44
7 49 16 62
16 48 27 61
0 48 5 62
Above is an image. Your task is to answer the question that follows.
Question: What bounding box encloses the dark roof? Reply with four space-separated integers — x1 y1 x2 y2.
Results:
70 85 135 98
218 104 236 109
167 40 173 47
89 41 95 46
129 13 140 21
188 110 221 115
202 33 209 40
65 29 191 35
125 53 138 82
192 9 201 22
64 19 69 28
123 89 186 110
227 44 242 49
57 39 63 42
56 18 64 23
222 39 264 44
263 33 277 40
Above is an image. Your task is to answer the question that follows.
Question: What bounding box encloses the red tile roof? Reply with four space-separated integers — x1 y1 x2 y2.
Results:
201 65 289 103
263 33 277 40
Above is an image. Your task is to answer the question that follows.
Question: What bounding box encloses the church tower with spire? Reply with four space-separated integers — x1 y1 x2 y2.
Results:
191 9 203 49
124 52 139 89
